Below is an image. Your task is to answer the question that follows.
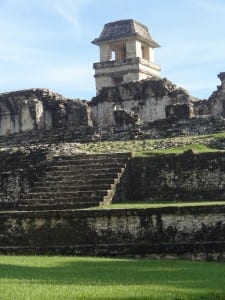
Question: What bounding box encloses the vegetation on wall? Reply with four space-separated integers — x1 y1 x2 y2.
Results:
79 131 225 155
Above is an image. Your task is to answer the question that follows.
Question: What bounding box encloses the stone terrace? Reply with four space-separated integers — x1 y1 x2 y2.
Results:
0 148 131 211
19 153 131 210
0 116 225 150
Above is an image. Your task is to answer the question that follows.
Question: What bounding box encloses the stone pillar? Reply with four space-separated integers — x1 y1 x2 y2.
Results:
126 40 142 58
149 48 155 62
100 44 112 62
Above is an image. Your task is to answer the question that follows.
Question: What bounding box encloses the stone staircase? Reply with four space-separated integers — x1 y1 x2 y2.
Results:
19 153 131 210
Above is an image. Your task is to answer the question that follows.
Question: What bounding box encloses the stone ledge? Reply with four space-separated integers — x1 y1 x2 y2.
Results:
1 203 225 218
0 242 225 261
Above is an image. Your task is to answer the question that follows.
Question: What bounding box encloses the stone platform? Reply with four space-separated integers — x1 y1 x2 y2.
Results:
0 205 225 261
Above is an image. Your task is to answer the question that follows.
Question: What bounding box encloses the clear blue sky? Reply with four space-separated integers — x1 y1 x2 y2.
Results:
1 0 225 100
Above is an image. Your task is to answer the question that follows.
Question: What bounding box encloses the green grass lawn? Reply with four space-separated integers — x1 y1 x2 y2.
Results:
135 143 222 156
0 256 225 300
107 201 225 209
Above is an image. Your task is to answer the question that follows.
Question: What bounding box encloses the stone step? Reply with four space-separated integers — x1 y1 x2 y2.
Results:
8 152 130 211
102 194 116 204
52 157 128 165
44 167 123 176
54 153 131 161
34 178 117 187
31 183 112 193
0 202 18 210
47 163 124 171
22 190 108 200
42 172 120 181
18 202 99 210
20 195 102 205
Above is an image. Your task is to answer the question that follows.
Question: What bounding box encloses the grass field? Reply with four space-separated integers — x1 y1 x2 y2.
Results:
107 201 225 209
0 256 225 300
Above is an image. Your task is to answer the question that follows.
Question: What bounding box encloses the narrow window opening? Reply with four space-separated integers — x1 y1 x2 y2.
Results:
141 45 149 60
112 45 126 61
111 51 116 61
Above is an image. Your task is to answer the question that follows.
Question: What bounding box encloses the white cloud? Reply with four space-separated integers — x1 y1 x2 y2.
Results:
43 0 92 35
53 4 80 33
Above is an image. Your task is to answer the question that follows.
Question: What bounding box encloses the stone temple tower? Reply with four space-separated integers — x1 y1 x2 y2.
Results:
92 19 161 93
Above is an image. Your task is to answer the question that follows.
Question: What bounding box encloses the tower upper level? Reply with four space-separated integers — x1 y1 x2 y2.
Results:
92 19 161 93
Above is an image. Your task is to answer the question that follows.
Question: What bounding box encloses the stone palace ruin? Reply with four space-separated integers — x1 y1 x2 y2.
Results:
0 19 225 260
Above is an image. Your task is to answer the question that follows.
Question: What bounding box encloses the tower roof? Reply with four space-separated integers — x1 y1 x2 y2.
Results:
92 19 160 48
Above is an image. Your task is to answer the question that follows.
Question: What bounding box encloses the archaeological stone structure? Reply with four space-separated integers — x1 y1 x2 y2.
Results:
0 88 90 136
92 19 161 92
0 148 225 260
0 20 224 136
89 71 225 127
90 77 196 126
1 19 225 260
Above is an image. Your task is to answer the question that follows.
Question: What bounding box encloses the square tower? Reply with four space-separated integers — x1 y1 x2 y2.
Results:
92 19 161 93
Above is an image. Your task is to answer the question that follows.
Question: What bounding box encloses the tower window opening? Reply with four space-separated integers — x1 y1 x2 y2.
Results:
141 45 149 60
112 45 126 61
111 51 116 61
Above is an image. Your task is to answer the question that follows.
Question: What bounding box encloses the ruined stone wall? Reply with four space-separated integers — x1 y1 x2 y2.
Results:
2 150 225 209
87 116 225 141
208 72 225 118
90 77 198 126
0 89 90 136
0 116 224 147
0 206 225 260
1 72 225 137
0 72 225 137
90 72 225 126
0 148 50 209
128 151 225 202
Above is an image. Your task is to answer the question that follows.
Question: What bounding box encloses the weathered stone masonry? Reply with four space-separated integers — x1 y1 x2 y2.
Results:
0 88 90 136
0 148 50 209
126 151 225 202
92 19 161 92
0 72 225 135
0 150 131 210
1 18 225 260
90 77 196 126
1 206 225 260
2 150 225 209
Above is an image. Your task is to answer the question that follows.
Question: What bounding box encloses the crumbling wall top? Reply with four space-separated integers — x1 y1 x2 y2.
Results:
0 88 68 103
218 72 225 82
90 77 192 105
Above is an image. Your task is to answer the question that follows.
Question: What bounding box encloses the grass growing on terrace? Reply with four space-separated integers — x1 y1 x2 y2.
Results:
107 201 225 209
0 256 225 300
135 143 219 156
80 131 225 155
